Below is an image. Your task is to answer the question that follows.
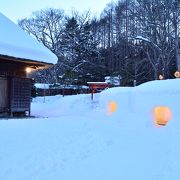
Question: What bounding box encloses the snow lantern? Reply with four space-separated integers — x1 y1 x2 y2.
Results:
153 106 172 126
107 101 117 115
159 75 164 80
174 71 180 78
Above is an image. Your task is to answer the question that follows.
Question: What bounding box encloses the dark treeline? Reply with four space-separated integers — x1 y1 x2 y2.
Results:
19 0 180 86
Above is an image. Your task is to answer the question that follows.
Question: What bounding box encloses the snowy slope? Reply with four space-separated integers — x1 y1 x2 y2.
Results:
99 78 180 126
0 79 180 180
0 12 57 64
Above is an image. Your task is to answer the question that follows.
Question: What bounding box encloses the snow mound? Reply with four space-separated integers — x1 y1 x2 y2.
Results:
135 79 180 93
99 78 180 127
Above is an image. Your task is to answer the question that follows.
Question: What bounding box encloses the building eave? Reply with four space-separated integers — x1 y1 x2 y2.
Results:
0 54 54 69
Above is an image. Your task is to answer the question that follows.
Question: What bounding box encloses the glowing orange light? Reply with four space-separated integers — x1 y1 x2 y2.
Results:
26 67 32 73
159 75 164 80
107 101 117 115
153 106 172 126
174 71 180 78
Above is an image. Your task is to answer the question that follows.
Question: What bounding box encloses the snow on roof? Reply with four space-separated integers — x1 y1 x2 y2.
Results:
35 83 51 89
87 82 108 85
0 12 58 64
105 76 121 86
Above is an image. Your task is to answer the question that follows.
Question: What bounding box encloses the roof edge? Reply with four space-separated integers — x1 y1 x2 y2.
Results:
0 54 54 69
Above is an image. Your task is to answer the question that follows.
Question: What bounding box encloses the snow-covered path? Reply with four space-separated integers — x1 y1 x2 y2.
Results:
1 115 180 180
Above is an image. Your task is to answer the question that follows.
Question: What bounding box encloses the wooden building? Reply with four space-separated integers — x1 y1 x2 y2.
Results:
0 12 57 117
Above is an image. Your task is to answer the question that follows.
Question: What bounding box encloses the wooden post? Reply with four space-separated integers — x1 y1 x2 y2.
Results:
43 84 46 103
91 89 94 100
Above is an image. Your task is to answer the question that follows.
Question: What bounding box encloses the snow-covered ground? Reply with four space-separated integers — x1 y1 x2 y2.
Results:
0 79 180 180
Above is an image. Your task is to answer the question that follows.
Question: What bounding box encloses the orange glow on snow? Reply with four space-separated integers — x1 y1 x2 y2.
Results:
107 101 117 115
153 106 172 126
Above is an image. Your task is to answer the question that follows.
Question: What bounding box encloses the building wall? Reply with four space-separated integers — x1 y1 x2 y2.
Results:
0 58 31 116
0 77 8 112
0 58 26 77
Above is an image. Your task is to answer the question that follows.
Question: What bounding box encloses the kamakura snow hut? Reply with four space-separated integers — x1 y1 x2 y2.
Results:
0 12 57 116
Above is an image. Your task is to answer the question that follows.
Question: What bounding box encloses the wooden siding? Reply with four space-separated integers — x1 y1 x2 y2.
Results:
10 77 31 114
0 55 48 117
0 59 27 77
0 77 8 112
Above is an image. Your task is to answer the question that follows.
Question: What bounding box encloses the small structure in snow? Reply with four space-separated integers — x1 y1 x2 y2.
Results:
34 83 89 96
87 82 109 100
0 12 57 117
105 76 121 86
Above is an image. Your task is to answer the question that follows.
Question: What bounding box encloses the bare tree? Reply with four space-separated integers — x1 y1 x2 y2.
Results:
18 8 65 56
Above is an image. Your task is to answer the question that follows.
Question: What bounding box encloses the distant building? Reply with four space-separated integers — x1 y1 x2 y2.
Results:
0 12 57 117
105 76 121 86
34 83 89 96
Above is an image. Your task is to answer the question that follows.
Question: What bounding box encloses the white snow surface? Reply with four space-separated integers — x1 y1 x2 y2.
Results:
0 12 57 64
0 79 180 180
35 83 51 89
87 82 108 84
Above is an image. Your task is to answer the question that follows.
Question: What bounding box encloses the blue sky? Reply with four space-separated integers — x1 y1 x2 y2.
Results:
0 0 114 23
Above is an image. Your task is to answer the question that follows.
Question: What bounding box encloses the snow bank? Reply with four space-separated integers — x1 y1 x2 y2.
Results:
31 94 94 117
100 78 180 127
136 79 180 93
32 78 180 127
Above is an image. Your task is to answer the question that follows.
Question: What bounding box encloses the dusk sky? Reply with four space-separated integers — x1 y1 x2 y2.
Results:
0 0 115 23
